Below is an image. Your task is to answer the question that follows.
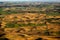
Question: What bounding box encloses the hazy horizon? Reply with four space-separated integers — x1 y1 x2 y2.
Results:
0 0 60 2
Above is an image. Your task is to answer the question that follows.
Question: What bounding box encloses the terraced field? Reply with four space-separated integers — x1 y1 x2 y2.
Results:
0 13 60 40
